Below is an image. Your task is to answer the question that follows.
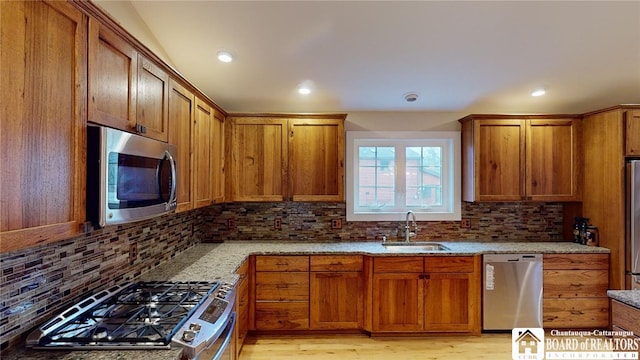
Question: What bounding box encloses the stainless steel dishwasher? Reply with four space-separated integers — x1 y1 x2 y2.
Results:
483 254 543 330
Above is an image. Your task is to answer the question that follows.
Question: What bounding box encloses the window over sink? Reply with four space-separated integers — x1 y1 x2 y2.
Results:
346 131 461 221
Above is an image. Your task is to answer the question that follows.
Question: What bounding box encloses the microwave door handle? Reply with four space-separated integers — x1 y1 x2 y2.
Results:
158 151 177 203
167 151 177 204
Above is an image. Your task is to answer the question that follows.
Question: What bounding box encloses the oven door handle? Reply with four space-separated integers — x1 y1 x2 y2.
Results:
196 312 236 360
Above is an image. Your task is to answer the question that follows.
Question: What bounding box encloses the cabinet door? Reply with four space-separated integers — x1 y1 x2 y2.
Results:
310 272 363 329
473 120 525 201
372 273 423 332
526 119 581 201
88 18 137 130
193 99 214 208
229 117 288 201
136 55 169 142
288 119 344 201
423 273 477 332
211 113 225 203
625 110 640 156
168 79 194 212
1 0 87 252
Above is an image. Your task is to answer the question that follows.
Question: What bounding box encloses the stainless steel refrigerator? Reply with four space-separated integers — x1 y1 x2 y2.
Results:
627 160 640 290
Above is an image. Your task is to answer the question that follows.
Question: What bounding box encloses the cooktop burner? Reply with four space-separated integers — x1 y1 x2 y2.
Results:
28 281 219 349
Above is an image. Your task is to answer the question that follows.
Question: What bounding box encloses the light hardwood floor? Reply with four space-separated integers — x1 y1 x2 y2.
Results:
239 333 512 360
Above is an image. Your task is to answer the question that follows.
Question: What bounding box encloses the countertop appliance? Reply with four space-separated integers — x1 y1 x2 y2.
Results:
483 254 543 330
627 160 640 290
87 125 177 228
26 281 236 360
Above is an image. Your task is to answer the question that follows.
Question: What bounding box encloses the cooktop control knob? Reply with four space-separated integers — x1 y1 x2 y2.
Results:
182 329 196 342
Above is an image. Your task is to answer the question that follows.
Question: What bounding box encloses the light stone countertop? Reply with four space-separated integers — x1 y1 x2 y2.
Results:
5 240 610 360
139 240 610 284
608 290 640 309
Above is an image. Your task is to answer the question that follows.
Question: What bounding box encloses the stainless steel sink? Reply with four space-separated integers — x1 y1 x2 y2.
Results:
381 242 450 251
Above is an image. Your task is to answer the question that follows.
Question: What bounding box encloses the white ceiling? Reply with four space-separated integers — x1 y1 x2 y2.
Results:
112 1 639 114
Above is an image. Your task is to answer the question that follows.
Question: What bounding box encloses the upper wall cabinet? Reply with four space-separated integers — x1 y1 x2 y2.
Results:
88 19 168 142
460 115 582 202
1 0 87 252
227 114 346 202
168 79 195 213
625 110 640 157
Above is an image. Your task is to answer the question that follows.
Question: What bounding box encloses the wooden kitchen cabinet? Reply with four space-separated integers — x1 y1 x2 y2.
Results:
227 117 288 201
543 253 609 328
625 110 640 156
234 259 250 358
88 19 169 141
254 256 310 330
583 105 640 289
289 119 345 201
372 256 480 334
193 98 215 208
310 256 364 330
135 54 169 142
211 113 226 203
227 114 346 202
611 300 640 336
168 79 195 212
1 0 87 252
459 115 582 202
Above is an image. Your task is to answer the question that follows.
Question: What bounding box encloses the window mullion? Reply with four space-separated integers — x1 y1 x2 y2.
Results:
396 143 406 209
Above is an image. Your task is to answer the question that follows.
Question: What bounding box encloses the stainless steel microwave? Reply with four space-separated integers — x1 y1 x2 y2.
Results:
87 125 177 227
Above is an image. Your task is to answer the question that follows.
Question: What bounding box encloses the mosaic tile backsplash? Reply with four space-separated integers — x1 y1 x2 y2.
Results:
201 201 564 242
0 210 203 351
0 200 563 353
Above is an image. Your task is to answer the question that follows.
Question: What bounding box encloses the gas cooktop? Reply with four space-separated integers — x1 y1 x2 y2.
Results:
27 281 219 349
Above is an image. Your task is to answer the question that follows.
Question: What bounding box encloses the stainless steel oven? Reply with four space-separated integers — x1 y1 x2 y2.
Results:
191 313 235 360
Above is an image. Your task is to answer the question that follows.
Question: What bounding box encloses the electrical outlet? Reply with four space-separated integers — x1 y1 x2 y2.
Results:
331 219 342 229
460 219 471 228
274 218 282 229
226 219 236 229
129 243 138 263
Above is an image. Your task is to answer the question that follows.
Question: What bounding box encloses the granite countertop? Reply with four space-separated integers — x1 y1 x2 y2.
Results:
5 240 609 360
608 290 640 309
138 240 610 284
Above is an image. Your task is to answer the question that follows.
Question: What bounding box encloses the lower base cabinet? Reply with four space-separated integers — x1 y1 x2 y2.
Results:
611 300 640 336
542 254 610 329
310 255 364 330
371 256 481 334
254 255 310 331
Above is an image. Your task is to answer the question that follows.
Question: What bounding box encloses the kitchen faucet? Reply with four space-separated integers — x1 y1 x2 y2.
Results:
405 210 419 242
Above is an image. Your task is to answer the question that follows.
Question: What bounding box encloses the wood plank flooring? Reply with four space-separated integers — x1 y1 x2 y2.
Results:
239 333 512 360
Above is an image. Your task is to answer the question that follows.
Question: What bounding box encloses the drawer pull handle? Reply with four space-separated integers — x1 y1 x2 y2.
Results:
275 284 289 289
570 283 584 287
570 310 584 315
329 262 343 266
275 262 289 266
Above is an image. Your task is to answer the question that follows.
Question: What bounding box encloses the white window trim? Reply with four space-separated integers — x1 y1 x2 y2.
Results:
346 131 461 222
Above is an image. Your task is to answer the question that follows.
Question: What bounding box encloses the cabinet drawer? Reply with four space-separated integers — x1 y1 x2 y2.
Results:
255 255 309 271
255 272 309 301
255 302 309 330
543 254 609 270
424 256 475 273
543 298 609 328
310 255 363 272
543 270 608 298
612 300 640 335
374 257 423 273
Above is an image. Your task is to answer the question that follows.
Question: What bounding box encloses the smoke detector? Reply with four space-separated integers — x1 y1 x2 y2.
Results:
404 93 419 103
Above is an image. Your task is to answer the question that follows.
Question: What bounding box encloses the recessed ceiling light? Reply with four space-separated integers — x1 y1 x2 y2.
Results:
531 88 546 97
217 51 233 63
404 92 419 102
297 80 314 95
